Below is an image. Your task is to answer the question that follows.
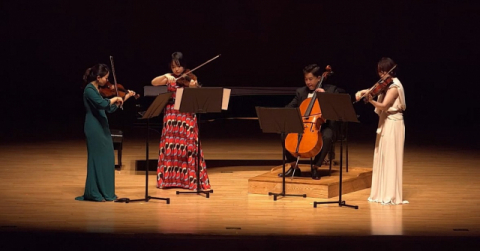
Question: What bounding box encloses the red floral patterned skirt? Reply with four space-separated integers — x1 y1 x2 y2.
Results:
156 104 210 190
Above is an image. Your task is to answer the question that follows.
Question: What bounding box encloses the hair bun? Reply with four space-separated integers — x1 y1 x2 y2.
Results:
83 67 92 83
172 52 183 59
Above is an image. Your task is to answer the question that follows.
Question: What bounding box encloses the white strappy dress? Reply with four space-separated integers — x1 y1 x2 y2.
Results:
368 78 409 205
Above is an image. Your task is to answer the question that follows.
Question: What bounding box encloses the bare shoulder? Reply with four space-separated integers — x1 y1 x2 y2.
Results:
386 85 399 97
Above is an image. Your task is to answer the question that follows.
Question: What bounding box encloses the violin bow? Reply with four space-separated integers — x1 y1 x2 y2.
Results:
174 54 221 81
109 56 123 109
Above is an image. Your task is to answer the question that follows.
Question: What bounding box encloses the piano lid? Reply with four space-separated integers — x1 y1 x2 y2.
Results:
144 86 297 96
144 86 168 97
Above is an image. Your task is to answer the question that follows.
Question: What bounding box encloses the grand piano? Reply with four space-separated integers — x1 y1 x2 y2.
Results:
128 85 298 170
139 85 298 122
130 85 350 171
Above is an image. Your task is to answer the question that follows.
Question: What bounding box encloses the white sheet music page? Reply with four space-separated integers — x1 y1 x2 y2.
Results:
173 87 184 110
222 88 231 110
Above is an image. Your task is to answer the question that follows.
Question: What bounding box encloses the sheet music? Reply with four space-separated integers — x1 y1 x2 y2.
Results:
173 87 184 110
222 88 231 110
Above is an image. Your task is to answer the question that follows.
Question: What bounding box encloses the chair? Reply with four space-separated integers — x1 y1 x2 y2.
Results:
288 122 348 177
111 129 123 168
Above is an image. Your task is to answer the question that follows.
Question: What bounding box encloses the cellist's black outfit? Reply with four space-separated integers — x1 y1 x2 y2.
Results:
282 83 342 179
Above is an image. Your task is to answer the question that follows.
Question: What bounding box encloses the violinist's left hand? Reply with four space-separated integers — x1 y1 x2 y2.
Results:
365 93 373 103
125 90 136 100
189 79 199 88
315 88 325 93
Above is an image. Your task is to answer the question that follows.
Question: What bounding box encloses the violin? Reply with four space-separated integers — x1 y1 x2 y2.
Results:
175 69 198 87
102 56 140 109
285 65 333 159
99 81 140 99
355 64 397 104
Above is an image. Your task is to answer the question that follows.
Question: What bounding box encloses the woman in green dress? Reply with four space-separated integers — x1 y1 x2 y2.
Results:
76 64 135 202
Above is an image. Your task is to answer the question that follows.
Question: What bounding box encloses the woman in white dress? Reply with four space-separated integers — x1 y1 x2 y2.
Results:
355 57 408 205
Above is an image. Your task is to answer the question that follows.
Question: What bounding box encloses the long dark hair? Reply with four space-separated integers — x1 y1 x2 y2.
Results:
377 57 397 77
83 64 110 84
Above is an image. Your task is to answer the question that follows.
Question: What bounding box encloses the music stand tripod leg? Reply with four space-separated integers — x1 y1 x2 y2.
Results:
313 130 357 209
268 133 307 201
115 117 170 204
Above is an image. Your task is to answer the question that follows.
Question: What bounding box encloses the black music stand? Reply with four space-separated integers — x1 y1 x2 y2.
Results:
255 107 307 201
313 93 359 209
115 92 172 204
175 87 225 198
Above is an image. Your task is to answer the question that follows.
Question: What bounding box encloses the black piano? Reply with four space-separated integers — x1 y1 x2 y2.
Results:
137 86 298 124
129 85 298 170
141 85 296 117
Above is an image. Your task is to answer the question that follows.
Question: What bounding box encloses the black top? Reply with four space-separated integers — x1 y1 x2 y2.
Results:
286 84 344 132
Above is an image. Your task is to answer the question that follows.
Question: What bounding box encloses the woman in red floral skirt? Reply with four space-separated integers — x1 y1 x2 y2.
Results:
151 52 211 190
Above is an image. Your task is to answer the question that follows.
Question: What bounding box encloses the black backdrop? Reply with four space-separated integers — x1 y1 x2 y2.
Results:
3 0 480 142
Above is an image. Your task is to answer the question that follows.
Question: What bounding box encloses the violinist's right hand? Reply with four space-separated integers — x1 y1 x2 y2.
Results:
110 96 124 106
164 74 176 83
355 89 368 101
152 74 176 86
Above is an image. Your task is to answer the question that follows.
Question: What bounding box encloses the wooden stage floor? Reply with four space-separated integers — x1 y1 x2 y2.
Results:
1 121 480 250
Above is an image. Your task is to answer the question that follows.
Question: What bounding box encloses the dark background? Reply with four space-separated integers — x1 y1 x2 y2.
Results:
3 0 480 145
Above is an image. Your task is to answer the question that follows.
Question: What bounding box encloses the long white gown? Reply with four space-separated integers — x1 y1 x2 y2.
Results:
368 78 408 205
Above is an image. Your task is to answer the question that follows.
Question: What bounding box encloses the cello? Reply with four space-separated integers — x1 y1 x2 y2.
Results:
284 65 333 162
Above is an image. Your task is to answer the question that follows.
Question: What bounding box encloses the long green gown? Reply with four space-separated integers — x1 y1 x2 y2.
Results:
75 83 118 202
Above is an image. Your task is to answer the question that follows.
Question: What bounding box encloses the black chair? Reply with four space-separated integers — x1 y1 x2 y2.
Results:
111 129 123 168
286 122 348 178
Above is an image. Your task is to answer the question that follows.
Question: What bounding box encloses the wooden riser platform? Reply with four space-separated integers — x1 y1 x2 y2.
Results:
248 165 372 198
